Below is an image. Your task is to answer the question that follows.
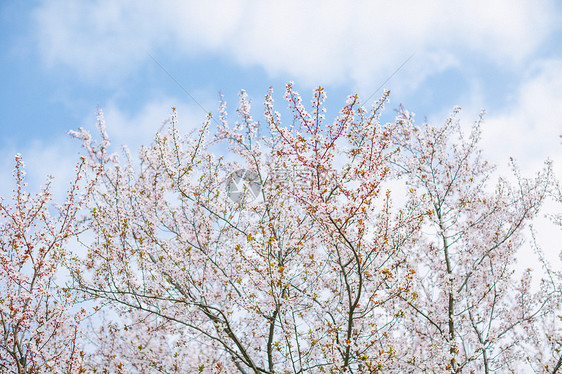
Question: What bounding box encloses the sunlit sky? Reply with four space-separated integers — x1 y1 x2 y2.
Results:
1 1 561 205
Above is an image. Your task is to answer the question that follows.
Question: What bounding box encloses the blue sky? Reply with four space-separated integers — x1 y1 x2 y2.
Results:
1 0 562 197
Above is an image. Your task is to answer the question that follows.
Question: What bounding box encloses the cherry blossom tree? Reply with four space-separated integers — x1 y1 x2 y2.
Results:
390 107 559 372
69 86 423 373
67 85 560 373
0 154 87 373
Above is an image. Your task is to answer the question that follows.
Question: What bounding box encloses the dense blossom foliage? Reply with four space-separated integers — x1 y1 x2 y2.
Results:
391 108 559 372
69 86 426 372
2 84 560 373
0 155 87 373
64 85 561 373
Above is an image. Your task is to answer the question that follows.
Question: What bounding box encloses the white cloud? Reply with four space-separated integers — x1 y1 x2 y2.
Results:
481 59 562 176
33 1 148 77
32 0 559 88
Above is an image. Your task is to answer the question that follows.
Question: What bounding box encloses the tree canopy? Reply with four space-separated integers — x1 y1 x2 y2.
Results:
1 85 560 373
